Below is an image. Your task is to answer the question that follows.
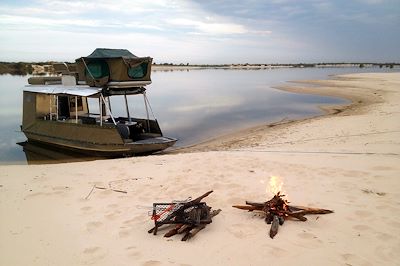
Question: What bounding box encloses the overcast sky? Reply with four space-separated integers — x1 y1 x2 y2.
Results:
0 0 399 63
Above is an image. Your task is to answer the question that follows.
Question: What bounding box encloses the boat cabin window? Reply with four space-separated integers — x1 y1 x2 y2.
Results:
127 62 148 79
69 96 83 111
58 96 85 119
85 60 109 78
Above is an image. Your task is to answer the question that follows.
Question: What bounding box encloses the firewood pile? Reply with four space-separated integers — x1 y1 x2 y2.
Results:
148 190 221 241
233 192 333 238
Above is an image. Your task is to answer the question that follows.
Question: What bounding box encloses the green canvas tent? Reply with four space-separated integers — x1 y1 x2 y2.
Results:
76 48 153 87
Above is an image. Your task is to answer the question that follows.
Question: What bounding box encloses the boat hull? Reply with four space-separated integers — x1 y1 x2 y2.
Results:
23 120 177 157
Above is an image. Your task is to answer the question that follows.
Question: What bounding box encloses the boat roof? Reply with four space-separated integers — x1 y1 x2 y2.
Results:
85 48 137 59
23 85 101 97
24 85 147 96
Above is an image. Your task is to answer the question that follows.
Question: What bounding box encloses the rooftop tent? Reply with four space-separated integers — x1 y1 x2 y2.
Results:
86 48 136 58
76 48 153 87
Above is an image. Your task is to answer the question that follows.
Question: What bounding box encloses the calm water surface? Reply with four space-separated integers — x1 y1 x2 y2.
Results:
0 67 397 164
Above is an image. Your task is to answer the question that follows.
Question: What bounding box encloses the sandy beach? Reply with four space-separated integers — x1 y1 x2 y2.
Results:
1 72 399 266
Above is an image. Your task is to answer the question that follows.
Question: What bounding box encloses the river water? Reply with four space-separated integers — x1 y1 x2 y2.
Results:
0 67 397 164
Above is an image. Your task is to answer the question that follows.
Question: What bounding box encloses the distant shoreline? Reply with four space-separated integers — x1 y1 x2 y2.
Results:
172 72 396 153
0 61 398 75
152 63 398 71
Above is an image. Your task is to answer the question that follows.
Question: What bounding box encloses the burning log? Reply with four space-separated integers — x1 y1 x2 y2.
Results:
233 192 333 239
148 191 221 241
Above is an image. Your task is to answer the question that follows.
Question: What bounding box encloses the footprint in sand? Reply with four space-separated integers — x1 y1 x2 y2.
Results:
104 210 122 220
371 166 393 171
83 246 101 254
123 218 136 226
25 192 46 198
81 206 92 212
346 195 357 201
86 221 103 232
119 229 131 238
375 232 394 241
212 182 224 189
388 220 400 228
142 260 162 266
266 246 287 257
227 223 257 239
82 246 107 264
341 253 372 266
126 246 141 258
354 210 373 218
341 253 356 261
375 245 400 263
352 224 371 231
297 232 317 239
52 186 69 191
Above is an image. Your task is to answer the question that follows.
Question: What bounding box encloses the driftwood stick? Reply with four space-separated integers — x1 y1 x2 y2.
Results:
286 212 307 221
210 209 222 217
84 185 96 200
245 201 266 208
269 215 279 238
182 224 206 241
189 190 214 205
164 224 183 238
92 185 128 194
177 224 193 234
232 205 261 211
289 205 334 214
111 189 128 194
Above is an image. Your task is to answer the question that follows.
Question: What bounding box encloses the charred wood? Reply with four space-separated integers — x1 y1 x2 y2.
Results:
269 215 279 239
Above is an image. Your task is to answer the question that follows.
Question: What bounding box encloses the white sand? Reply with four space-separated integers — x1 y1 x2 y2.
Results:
1 73 399 266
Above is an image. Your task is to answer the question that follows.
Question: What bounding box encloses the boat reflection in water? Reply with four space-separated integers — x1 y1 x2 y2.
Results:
18 141 98 165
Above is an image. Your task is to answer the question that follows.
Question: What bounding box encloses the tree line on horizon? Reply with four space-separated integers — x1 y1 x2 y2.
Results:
0 61 397 76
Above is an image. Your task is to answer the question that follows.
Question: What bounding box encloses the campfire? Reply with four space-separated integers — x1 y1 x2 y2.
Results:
233 176 333 238
148 191 221 241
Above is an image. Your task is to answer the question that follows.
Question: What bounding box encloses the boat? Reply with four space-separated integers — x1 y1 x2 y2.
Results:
21 48 177 157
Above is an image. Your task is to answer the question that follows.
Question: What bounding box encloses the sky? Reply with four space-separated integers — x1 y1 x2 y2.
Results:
0 0 399 64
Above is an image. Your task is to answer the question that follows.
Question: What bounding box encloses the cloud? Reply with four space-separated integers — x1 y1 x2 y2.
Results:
0 0 398 62
355 0 385 4
168 18 248 35
36 0 169 14
0 14 102 28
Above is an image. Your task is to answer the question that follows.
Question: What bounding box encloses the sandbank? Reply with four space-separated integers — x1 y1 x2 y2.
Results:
0 73 399 266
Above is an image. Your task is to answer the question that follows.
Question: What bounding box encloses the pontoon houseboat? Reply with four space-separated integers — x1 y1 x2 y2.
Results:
21 48 177 156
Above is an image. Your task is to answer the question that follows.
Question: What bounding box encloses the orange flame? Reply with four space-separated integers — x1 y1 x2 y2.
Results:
267 175 284 196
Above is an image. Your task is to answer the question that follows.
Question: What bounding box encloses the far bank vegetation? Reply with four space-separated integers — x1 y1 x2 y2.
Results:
0 61 397 76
